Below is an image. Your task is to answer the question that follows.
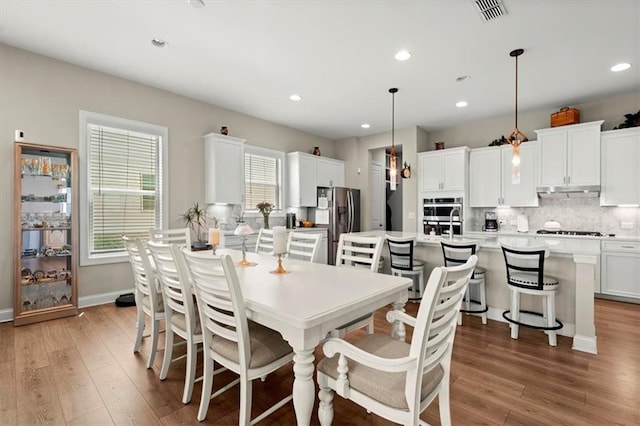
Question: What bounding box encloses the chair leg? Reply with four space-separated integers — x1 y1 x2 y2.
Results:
480 278 488 325
147 317 160 369
159 327 174 380
438 380 452 426
317 373 335 426
182 339 198 404
197 355 214 422
418 270 425 299
134 308 145 352
366 318 375 335
547 294 557 347
239 375 252 426
510 289 520 340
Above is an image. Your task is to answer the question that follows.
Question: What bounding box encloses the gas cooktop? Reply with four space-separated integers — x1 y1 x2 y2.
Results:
536 230 606 236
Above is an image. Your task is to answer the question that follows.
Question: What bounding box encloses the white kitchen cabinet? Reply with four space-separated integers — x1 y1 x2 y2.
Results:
287 152 345 207
418 147 467 195
600 128 640 206
601 240 640 301
535 121 603 188
204 133 245 204
287 152 318 207
469 143 538 207
317 157 345 187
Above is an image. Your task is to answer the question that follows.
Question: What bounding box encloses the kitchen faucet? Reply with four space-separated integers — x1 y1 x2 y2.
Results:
449 207 460 240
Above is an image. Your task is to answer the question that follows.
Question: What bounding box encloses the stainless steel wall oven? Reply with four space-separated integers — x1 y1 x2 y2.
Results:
423 197 463 236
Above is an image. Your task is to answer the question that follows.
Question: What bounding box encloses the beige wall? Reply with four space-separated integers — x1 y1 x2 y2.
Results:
427 91 640 150
0 44 331 312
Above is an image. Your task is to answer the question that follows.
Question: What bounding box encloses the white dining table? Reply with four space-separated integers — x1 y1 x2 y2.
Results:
188 248 411 426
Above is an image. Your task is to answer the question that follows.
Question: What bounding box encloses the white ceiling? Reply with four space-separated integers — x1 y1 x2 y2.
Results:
1 0 638 140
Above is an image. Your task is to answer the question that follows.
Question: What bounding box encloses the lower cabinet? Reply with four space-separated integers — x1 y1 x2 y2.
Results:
601 240 640 301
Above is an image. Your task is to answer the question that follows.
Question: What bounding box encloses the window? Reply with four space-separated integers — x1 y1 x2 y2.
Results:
79 111 168 265
244 146 284 212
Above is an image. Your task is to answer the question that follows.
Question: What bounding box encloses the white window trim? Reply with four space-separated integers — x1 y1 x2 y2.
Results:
79 110 169 265
243 145 286 218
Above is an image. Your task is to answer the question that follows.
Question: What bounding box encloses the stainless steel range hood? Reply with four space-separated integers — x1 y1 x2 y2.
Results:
536 185 600 198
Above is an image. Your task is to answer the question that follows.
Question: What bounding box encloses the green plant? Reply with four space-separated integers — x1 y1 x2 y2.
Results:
180 202 209 242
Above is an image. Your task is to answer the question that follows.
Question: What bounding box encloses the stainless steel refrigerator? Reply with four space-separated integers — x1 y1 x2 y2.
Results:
309 186 360 265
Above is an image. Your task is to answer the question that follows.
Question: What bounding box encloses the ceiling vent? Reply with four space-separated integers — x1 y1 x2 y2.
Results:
473 0 507 22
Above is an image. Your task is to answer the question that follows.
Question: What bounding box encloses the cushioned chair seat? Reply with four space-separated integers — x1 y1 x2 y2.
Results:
142 294 164 312
317 334 444 410
510 273 559 289
170 311 202 334
212 321 292 368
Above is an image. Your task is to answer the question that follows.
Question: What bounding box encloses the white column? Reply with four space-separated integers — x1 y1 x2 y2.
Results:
572 254 598 354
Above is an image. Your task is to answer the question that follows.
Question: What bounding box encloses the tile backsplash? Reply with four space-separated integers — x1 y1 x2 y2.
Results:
206 204 304 232
469 198 640 236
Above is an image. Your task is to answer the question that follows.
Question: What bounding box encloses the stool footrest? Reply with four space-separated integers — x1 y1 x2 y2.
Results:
460 299 488 314
502 310 563 331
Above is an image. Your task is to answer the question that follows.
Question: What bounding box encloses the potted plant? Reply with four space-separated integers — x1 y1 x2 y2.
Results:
180 202 211 250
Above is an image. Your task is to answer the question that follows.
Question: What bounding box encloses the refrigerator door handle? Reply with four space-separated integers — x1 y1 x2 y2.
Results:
348 190 354 233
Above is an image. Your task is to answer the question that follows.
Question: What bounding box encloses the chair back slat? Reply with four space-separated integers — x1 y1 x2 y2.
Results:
287 232 322 262
500 244 549 290
255 229 275 254
386 235 416 271
122 236 160 306
335 234 383 272
181 250 252 367
149 228 191 247
148 241 198 333
406 256 477 412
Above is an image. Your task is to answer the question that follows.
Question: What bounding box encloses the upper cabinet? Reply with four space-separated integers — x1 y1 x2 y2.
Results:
600 128 640 206
204 133 245 205
535 121 603 188
316 156 345 188
418 147 468 195
469 143 538 207
287 152 344 207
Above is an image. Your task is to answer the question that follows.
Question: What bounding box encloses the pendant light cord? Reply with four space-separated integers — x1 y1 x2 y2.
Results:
515 53 519 130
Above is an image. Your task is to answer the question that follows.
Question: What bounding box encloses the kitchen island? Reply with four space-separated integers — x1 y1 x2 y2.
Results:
352 230 600 354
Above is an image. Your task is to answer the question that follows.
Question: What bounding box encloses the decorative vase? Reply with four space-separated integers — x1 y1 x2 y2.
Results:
312 147 321 156
262 214 270 229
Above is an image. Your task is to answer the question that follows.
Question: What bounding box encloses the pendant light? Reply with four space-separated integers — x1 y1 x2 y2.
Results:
508 48 527 185
388 87 398 191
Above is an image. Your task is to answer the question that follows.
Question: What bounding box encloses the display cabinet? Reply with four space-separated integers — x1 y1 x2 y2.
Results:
14 142 78 326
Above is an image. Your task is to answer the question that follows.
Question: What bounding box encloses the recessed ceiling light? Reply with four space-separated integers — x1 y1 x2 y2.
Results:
456 101 468 108
289 94 302 101
611 62 631 72
361 123 370 129
188 0 206 8
456 75 471 82
151 38 168 48
394 50 412 61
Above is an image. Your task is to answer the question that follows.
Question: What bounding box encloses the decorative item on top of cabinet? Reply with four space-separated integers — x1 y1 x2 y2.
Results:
550 106 580 127
14 142 78 326
312 146 321 156
613 110 640 130
220 126 229 135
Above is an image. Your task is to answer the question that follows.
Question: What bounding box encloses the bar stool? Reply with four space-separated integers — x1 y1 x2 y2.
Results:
386 235 426 301
500 243 563 346
440 240 488 325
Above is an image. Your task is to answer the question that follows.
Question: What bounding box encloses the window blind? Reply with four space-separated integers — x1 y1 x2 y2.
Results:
244 150 281 210
88 125 162 254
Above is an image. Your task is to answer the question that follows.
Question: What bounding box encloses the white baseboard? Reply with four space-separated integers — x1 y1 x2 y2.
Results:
572 335 598 354
0 288 135 323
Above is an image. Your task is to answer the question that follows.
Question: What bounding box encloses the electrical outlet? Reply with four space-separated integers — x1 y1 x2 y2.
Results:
621 221 634 229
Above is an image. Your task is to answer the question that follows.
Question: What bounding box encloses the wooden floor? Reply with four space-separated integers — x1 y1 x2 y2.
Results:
0 298 638 425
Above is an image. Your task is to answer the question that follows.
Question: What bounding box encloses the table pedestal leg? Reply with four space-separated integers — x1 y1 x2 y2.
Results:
293 349 315 426
390 301 406 341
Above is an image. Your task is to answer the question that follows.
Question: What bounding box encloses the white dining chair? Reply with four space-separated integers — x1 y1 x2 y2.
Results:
181 250 294 423
122 236 165 369
255 228 275 255
148 240 203 404
286 231 322 262
317 256 478 426
149 227 191 247
330 234 384 337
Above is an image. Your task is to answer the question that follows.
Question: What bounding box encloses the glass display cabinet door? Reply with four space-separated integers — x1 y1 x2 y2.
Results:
14 142 78 326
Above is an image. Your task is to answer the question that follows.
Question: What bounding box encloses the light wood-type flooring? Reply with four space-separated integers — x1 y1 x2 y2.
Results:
0 298 638 425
